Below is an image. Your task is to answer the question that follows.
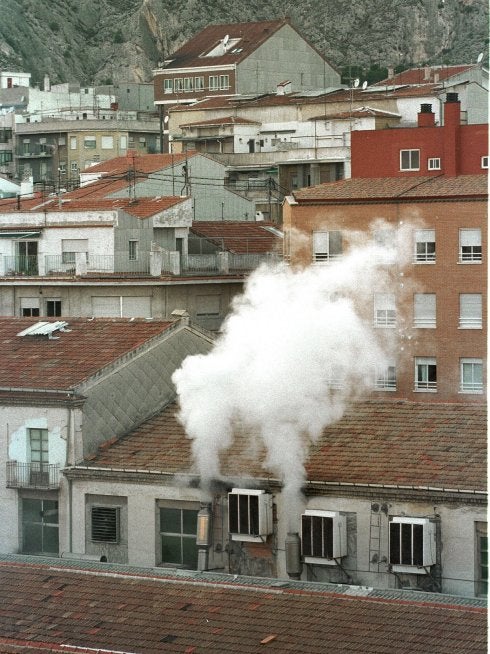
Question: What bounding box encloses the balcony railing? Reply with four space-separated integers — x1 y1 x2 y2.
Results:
4 255 39 276
6 462 60 489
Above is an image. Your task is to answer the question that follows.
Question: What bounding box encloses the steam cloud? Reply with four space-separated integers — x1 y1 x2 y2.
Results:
172 233 400 513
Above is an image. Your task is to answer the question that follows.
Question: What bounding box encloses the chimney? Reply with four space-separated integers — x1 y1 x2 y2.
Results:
443 93 461 176
417 103 435 127
387 67 394 80
44 74 51 92
276 80 292 96
423 66 431 81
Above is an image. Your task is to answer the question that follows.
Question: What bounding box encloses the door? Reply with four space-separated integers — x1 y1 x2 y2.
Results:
16 241 38 275
22 498 59 555
29 428 49 486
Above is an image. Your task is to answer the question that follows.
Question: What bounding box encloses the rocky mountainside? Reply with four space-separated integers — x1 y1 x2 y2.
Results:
0 0 487 87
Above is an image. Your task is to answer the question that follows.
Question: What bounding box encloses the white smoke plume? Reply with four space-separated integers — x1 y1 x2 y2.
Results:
172 233 400 513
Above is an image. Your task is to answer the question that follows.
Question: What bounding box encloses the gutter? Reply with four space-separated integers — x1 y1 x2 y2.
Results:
306 480 486 497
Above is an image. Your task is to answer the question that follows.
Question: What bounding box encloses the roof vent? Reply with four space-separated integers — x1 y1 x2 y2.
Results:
446 92 459 103
17 321 70 338
420 104 432 113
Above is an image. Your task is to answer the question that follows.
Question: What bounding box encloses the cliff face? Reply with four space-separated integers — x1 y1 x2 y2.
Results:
0 0 487 86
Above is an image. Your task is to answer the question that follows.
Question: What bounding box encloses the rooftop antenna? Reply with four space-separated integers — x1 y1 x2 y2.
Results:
362 80 368 90
477 52 484 64
223 34 230 53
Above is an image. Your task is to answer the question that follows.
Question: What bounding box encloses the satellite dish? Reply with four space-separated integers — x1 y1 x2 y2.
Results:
223 34 230 47
164 115 169 124
362 80 368 90
354 78 360 88
477 52 484 63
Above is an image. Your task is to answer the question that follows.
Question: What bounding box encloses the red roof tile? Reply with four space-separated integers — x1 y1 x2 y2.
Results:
180 115 260 128
81 152 190 176
0 561 486 654
190 221 282 254
375 65 475 86
310 107 401 121
0 317 175 391
293 174 488 202
86 400 487 493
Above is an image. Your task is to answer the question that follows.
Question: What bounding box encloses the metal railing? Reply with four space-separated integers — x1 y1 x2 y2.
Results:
181 254 220 275
4 255 39 275
6 462 60 489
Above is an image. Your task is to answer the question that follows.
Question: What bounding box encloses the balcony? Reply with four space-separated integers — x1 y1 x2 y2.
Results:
6 462 60 489
4 255 39 276
16 145 54 158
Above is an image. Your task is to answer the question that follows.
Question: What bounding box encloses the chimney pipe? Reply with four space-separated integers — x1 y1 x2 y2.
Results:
285 532 302 580
417 103 435 127
443 93 461 176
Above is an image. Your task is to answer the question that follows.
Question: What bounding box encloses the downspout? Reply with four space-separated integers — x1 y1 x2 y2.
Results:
66 404 76 553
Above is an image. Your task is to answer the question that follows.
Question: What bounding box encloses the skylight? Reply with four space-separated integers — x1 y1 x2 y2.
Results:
204 38 241 57
17 321 70 338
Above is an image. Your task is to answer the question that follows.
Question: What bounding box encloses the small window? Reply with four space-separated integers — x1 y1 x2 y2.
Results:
70 137 77 150
476 522 488 596
460 358 483 394
400 149 420 171
70 161 78 173
128 240 138 261
174 78 183 92
414 229 435 263
20 297 40 317
389 517 436 570
58 136 66 146
101 136 114 150
374 293 396 327
46 299 62 317
415 357 437 392
160 507 198 569
84 136 96 149
312 230 342 263
0 151 13 164
375 363 396 390
120 135 128 150
219 75 230 90
481 156 488 169
195 76 204 91
228 489 272 541
209 75 219 91
91 506 119 543
163 79 173 94
413 293 436 328
301 510 347 563
428 157 441 170
196 295 221 317
183 77 193 92
459 228 482 263
459 294 482 329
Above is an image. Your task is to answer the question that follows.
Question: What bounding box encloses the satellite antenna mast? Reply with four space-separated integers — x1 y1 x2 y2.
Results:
362 80 368 90
477 52 484 64
222 34 230 53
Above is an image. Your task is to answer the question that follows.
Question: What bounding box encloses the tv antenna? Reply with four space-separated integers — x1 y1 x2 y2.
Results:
223 34 230 50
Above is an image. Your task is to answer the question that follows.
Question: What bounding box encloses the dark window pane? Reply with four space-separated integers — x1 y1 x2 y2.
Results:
311 516 323 557
182 536 198 569
23 523 42 553
42 500 59 525
43 525 59 554
182 509 197 535
23 498 42 522
162 535 182 564
239 494 249 534
428 365 437 383
249 495 259 535
389 522 400 564
229 494 238 533
324 517 333 559
412 150 420 168
161 508 181 534
301 515 312 557
401 523 413 564
412 524 424 565
329 231 342 256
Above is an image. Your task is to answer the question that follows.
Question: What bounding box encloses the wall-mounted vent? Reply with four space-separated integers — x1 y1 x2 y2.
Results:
301 510 347 565
228 489 273 542
389 516 436 574
91 506 119 543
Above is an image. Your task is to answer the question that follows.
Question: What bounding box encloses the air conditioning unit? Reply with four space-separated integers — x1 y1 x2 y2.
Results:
301 510 347 565
389 516 436 574
228 488 273 542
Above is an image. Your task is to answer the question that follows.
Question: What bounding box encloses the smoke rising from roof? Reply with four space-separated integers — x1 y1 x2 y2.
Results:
173 234 400 513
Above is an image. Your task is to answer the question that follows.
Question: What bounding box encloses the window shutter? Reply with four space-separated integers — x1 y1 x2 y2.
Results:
91 506 119 542
460 229 481 246
414 294 436 327
313 232 328 254
460 294 482 326
62 239 88 253
415 229 435 243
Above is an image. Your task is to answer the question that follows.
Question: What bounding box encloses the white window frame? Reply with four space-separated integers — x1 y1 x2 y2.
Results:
400 149 420 171
83 136 96 150
428 157 441 170
414 229 435 263
183 77 193 92
219 75 230 90
301 510 347 565
413 293 436 328
70 136 77 150
70 161 78 173
459 294 482 329
389 517 436 574
101 136 114 150
481 156 488 169
459 228 482 263
174 78 183 92
163 79 173 94
460 358 483 394
374 363 396 391
209 75 219 91
374 293 396 327
195 76 204 91
312 230 342 263
415 357 437 392
128 239 138 261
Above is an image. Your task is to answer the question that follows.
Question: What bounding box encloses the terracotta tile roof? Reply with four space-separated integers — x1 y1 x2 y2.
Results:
375 65 475 86
81 152 190 175
190 221 282 254
0 560 486 653
86 400 486 493
162 19 289 70
293 174 489 202
180 115 260 128
309 107 401 121
0 317 175 391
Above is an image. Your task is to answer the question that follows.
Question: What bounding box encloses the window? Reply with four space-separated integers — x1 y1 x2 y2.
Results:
120 135 127 150
23 139 30 154
196 295 221 317
29 428 49 486
70 161 78 173
459 294 482 329
101 136 114 149
415 357 437 392
219 75 230 90
413 293 436 328
400 149 420 171
0 150 13 164
20 297 40 317
228 489 273 541
375 363 396 390
46 299 62 317
183 77 193 92
459 228 482 263
209 75 219 91
22 498 59 555
174 78 183 92
58 136 66 146
312 230 342 262
195 76 204 91
138 137 146 146
389 517 436 571
160 506 198 569
163 78 173 94
476 522 488 596
62 238 88 264
70 136 77 150
91 506 119 543
428 157 441 170
374 293 396 327
301 510 347 563
414 229 435 263
460 358 483 394
58 161 66 174
84 136 96 149
128 240 138 261
481 156 488 169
